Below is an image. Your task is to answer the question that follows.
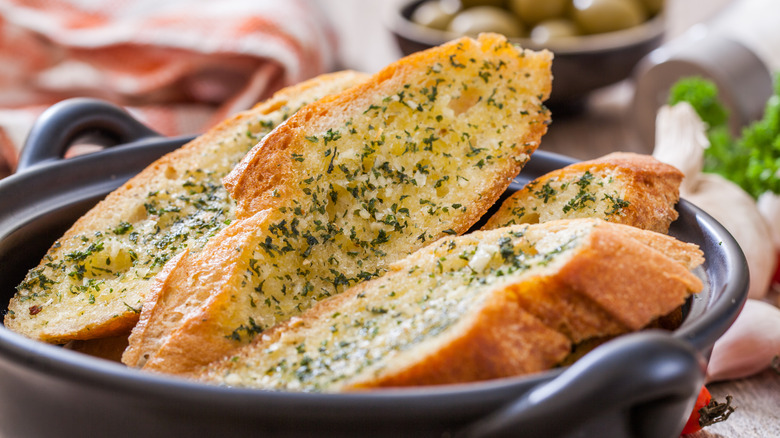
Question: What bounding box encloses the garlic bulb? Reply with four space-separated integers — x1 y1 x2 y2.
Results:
682 174 775 299
651 102 707 195
706 299 780 382
653 103 776 299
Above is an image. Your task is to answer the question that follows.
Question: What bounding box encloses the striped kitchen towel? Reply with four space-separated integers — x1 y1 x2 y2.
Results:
0 0 339 176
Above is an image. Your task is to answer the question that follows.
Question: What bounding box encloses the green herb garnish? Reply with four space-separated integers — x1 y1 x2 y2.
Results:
669 75 780 197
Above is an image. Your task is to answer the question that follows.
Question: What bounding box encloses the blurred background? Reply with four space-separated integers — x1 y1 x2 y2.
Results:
0 0 762 179
320 0 731 75
318 0 757 161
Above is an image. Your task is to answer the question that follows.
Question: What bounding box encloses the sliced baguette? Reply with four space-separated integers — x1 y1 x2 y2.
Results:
122 33 553 373
64 333 130 363
482 152 683 233
195 219 704 392
6 71 369 343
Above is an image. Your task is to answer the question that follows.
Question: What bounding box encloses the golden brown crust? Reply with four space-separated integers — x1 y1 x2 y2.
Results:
195 219 703 391
483 152 683 233
555 222 703 330
503 276 628 344
347 292 571 389
225 34 552 220
6 70 369 343
124 34 553 374
122 209 273 372
611 222 704 270
64 332 130 363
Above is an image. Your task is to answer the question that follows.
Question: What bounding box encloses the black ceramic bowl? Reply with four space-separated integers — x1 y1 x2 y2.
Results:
0 99 747 438
386 0 665 111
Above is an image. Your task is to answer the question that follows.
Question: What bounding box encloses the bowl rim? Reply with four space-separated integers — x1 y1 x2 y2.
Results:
0 143 746 405
385 0 666 55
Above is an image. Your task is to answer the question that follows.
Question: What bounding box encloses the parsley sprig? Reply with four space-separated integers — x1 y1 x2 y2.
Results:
669 75 780 198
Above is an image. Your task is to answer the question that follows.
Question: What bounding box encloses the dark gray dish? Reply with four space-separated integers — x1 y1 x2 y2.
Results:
0 99 747 438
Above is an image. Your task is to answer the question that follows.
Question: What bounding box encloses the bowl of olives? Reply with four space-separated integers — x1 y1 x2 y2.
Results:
388 0 665 111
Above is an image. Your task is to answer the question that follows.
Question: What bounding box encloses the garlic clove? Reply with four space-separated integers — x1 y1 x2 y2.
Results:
651 102 708 194
683 174 776 299
706 299 780 383
653 103 776 299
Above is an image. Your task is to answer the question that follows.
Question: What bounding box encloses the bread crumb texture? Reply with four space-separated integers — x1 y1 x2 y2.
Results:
483 152 683 233
123 33 553 373
5 71 369 343
197 219 703 392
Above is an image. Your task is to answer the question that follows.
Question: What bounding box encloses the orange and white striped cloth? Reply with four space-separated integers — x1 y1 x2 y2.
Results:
0 0 339 175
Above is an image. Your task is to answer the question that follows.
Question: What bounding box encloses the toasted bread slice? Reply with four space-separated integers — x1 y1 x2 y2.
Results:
6 71 369 343
194 219 703 392
122 33 553 373
64 333 130 363
482 152 683 233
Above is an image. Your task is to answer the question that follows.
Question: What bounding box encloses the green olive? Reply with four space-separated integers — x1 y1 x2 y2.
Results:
530 19 580 44
507 0 569 26
438 0 506 14
451 0 507 8
571 0 647 34
638 0 664 15
447 6 525 38
411 1 457 30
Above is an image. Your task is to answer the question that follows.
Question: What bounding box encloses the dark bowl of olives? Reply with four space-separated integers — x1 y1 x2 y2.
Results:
387 0 665 111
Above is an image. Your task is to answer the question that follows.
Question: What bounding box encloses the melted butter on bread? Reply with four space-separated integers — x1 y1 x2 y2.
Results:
196 219 703 392
483 152 684 233
6 71 369 343
123 33 553 373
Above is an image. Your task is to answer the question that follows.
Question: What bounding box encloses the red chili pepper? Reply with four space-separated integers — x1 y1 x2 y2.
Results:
681 386 736 435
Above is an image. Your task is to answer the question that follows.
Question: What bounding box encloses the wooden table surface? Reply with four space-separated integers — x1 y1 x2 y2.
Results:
319 0 780 435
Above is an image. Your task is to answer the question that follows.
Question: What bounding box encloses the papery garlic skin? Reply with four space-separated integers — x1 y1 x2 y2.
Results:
706 299 780 383
651 102 707 195
653 103 775 299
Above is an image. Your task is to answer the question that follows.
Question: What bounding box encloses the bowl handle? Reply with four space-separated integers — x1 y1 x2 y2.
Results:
16 98 161 172
459 331 706 438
